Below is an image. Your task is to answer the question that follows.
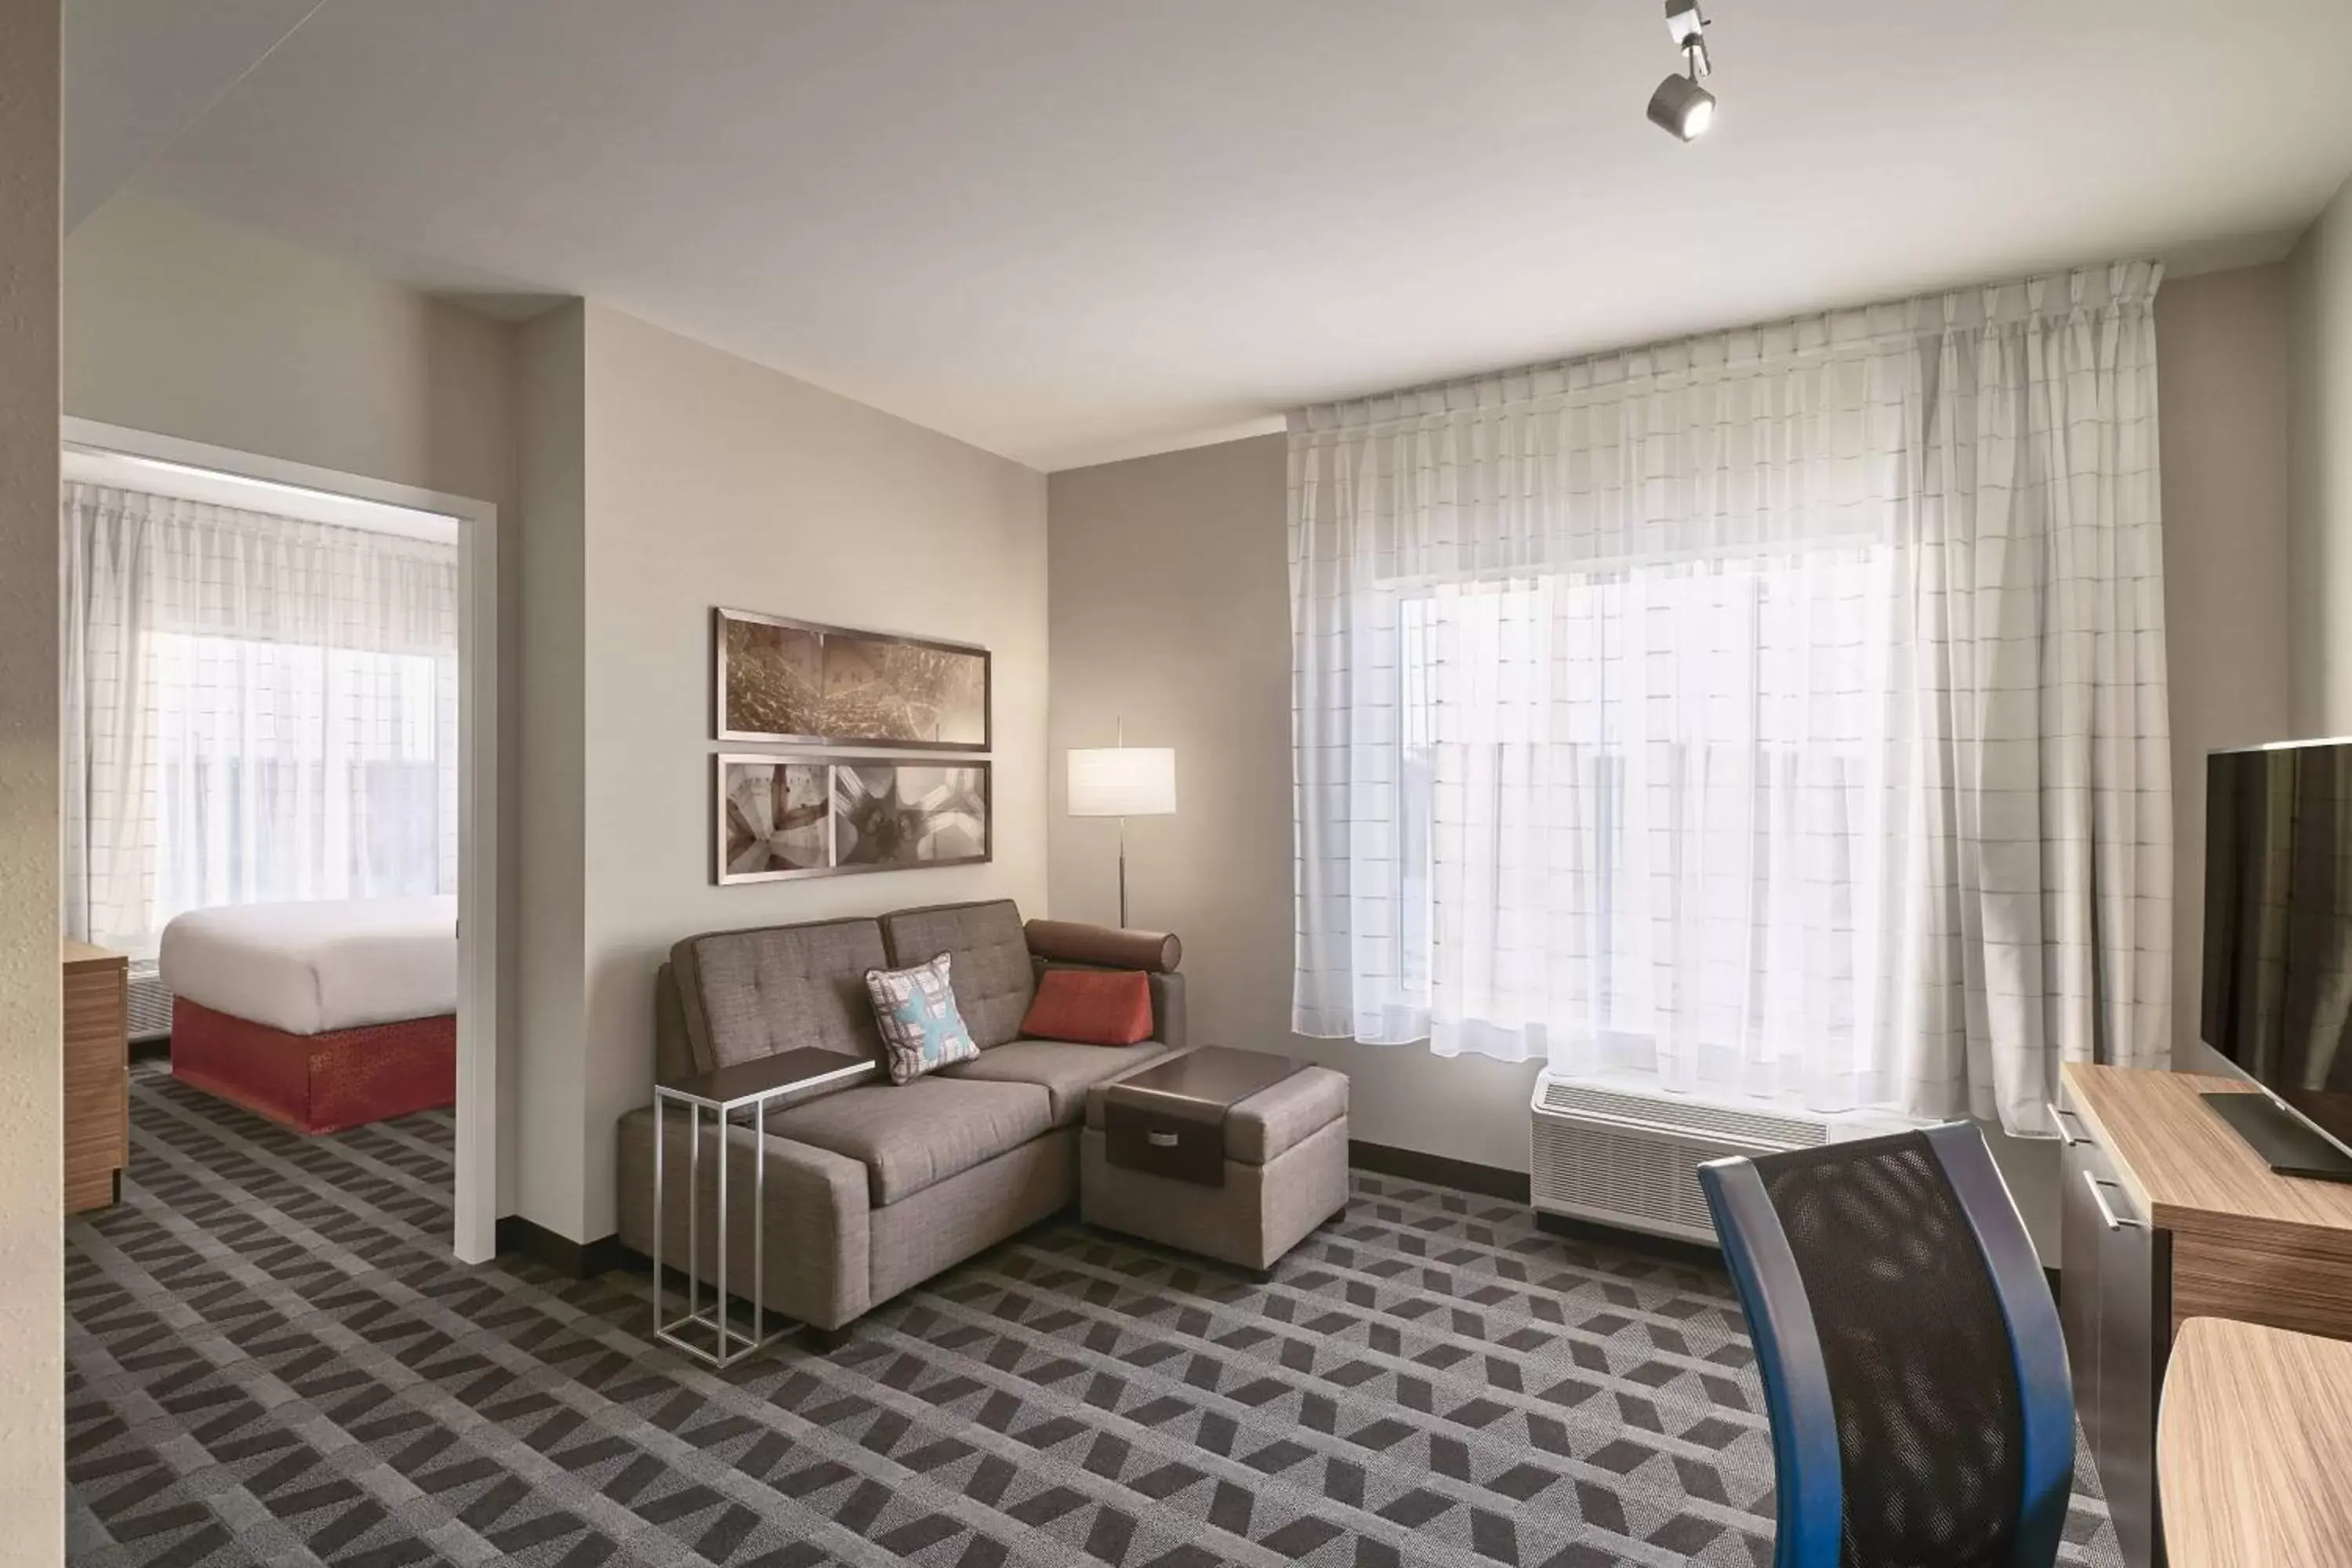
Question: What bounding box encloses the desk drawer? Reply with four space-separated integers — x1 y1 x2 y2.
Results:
2059 1082 2170 1568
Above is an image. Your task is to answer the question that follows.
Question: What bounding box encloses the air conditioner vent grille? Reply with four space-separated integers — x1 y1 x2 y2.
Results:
1531 1116 1730 1237
127 960 172 1044
1538 1080 1828 1148
1530 1075 1838 1244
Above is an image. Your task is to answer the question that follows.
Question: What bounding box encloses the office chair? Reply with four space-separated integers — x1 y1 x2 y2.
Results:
1698 1123 2074 1568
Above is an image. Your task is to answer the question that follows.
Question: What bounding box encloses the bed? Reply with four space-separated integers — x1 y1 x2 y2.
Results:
158 896 459 1134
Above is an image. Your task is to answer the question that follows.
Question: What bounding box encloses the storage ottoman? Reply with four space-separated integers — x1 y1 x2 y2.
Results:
1080 1046 1349 1272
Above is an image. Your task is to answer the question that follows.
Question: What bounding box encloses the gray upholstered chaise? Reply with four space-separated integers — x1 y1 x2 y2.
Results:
614 899 1183 1334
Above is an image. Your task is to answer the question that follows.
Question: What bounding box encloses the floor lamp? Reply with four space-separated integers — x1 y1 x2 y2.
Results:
1066 731 1176 931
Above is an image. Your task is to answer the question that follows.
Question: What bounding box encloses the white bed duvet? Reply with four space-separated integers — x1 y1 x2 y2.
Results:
158 896 459 1036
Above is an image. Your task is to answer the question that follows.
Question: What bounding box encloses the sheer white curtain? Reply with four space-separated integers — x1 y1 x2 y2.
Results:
61 483 460 958
1290 265 2170 1134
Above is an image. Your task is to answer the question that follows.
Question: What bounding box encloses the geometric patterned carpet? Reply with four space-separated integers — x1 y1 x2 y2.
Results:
67 1062 2126 1568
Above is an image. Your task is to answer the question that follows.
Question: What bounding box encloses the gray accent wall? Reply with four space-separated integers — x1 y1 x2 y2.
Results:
2156 264 2295 1064
1045 268 2298 1263
0 0 64 1548
1047 434 1555 1196
2288 170 2352 738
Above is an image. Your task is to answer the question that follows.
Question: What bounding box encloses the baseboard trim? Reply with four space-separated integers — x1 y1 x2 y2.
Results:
495 1215 626 1279
1348 1139 1530 1203
1532 1209 1721 1269
1346 1140 1737 1267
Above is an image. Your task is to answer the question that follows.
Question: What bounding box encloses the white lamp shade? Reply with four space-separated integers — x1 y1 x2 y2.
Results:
1067 747 1176 817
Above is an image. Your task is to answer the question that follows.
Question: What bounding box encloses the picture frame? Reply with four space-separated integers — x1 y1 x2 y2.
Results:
715 753 992 884
714 606 991 751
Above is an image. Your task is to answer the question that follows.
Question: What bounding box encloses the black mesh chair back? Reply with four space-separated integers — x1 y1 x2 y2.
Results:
1700 1123 2074 1568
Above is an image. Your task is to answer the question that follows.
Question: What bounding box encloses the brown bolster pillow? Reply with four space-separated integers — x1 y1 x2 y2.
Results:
1024 919 1181 975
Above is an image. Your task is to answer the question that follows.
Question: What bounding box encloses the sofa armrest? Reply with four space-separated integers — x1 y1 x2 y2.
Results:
1024 918 1181 974
615 1106 873 1330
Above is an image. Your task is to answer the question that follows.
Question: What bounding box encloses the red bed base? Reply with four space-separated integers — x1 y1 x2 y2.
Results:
170 996 456 1134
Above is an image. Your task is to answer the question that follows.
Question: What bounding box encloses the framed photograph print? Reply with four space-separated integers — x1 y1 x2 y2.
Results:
716 607 989 750
716 757 832 883
715 755 991 884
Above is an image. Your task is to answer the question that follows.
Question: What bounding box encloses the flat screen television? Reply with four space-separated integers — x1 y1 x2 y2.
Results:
2202 739 2352 1181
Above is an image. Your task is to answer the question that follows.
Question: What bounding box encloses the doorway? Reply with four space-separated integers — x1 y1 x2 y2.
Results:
60 416 501 1262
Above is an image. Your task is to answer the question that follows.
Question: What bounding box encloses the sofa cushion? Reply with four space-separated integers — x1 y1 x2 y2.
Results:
880 901 1035 1049
673 918 887 1070
765 1077 1051 1206
941 1037 1169 1126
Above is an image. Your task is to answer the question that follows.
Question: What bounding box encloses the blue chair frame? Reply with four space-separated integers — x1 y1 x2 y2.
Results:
1698 1123 2074 1568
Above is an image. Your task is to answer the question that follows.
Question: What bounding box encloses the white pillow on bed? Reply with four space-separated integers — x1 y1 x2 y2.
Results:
158 896 459 1036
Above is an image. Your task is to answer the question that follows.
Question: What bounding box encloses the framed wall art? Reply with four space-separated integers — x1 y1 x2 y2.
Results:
716 754 991 884
716 607 989 750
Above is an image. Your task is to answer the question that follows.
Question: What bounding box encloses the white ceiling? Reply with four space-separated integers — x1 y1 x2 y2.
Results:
62 0 320 231
71 0 2352 471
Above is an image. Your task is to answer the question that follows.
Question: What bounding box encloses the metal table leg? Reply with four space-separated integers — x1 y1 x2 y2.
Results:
652 1089 783 1368
716 1103 731 1362
651 1091 664 1337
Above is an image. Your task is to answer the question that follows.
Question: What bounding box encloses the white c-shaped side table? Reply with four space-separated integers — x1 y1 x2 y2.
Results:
651 1047 877 1367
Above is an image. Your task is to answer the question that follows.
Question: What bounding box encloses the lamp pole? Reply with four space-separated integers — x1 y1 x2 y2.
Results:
1114 716 1128 929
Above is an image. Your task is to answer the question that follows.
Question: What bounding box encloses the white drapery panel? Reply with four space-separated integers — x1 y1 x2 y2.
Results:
1290 265 2170 1134
61 483 459 957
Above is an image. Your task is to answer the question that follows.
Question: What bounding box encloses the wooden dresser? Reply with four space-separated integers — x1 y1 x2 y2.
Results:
63 941 129 1212
2057 1062 2352 1568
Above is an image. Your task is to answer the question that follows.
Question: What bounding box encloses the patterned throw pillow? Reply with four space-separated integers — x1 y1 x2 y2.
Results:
865 952 981 1084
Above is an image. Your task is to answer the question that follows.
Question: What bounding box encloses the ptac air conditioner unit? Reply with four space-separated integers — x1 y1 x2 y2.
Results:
1530 1070 1913 1244
127 958 173 1044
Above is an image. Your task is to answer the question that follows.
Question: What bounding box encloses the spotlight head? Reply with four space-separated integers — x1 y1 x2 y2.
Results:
1648 71 1717 140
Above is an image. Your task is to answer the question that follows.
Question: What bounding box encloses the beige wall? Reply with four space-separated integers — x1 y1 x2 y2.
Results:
60 193 526 1210
514 303 590 1233
2288 172 2352 736
1045 267 2296 1262
0 0 65 1554
64 195 514 509
510 303 1051 1243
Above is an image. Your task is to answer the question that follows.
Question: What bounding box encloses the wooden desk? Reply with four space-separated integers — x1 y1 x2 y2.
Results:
2057 1064 2352 1568
2064 1064 2352 1337
63 940 128 1212
2159 1317 2352 1566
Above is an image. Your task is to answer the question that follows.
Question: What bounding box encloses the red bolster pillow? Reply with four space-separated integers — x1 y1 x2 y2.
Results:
1021 968 1154 1046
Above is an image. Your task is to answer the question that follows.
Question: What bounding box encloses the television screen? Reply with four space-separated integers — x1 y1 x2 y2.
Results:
2205 741 2352 1152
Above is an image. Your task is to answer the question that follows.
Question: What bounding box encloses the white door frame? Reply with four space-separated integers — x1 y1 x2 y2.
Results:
61 417 503 1265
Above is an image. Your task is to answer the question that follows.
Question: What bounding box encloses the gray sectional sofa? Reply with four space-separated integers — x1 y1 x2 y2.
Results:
615 898 1184 1334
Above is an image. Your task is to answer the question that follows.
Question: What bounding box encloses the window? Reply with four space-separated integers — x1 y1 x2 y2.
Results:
1379 540 1896 1102
148 632 456 924
62 481 460 956
1293 270 2172 1131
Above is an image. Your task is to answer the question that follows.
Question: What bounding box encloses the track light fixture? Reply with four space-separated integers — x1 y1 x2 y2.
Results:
1648 0 1717 142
